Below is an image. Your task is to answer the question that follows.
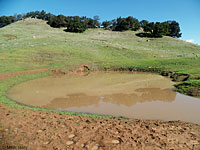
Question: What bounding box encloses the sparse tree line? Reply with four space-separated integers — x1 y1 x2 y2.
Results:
0 10 181 38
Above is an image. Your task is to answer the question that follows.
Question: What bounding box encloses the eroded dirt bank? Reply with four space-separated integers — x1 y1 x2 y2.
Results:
0 104 200 150
0 69 51 80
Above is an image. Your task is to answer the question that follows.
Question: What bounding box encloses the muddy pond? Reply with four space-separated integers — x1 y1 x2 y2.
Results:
8 72 200 124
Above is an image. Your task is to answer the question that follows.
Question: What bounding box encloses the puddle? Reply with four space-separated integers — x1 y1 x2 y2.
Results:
8 72 200 124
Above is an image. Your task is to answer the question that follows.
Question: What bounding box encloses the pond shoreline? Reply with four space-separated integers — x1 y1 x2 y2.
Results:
68 64 200 97
8 70 200 124
0 67 200 149
103 67 199 97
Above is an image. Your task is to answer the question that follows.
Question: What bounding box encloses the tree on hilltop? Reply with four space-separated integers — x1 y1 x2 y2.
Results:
0 16 15 27
39 10 46 20
168 21 182 38
140 20 148 28
153 22 165 37
131 18 140 31
141 21 182 38
65 16 87 33
161 21 171 36
143 22 154 34
111 16 140 31
93 15 100 28
114 17 129 31
102 20 111 30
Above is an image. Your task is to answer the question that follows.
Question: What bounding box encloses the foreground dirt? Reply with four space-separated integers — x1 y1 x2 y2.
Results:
0 104 200 150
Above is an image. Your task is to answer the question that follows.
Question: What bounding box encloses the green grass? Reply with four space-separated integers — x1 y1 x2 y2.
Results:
175 80 200 96
0 18 200 73
0 18 200 114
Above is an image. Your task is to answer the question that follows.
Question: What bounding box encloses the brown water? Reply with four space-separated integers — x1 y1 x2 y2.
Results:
8 72 200 124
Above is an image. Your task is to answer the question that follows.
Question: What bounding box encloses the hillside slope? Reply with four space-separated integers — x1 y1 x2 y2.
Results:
0 18 200 73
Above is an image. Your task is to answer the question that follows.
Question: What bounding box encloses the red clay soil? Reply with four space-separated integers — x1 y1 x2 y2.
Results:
0 104 200 150
0 69 70 80
0 69 200 150
0 69 51 80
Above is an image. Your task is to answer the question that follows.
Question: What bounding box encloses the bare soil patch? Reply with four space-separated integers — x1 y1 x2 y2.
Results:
0 69 51 80
0 104 200 150
3 34 17 39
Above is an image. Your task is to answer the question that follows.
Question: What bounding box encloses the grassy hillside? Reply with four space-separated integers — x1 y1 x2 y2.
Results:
0 18 200 96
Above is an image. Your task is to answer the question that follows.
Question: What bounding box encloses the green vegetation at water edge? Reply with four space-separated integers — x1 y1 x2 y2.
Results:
175 80 200 97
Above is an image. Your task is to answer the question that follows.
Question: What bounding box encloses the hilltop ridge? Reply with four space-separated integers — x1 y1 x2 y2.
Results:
0 10 182 37
1 18 199 56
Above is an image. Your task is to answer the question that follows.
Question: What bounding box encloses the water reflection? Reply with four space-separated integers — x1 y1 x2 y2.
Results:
44 88 176 109
8 72 175 107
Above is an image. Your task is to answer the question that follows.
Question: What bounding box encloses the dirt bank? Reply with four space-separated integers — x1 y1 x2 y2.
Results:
0 69 51 80
0 104 200 150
